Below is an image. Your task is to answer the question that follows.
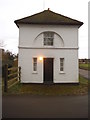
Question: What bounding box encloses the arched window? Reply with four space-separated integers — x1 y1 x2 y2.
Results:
43 32 54 46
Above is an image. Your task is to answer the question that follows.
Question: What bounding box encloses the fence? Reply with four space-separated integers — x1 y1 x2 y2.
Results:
4 64 21 92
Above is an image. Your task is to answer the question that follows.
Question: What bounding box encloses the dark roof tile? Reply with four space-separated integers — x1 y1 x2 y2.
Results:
14 9 83 27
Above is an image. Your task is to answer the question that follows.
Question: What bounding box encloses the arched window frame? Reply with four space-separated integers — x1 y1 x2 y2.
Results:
43 31 54 46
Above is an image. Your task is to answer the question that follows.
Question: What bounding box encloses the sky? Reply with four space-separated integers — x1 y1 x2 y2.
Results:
0 0 89 58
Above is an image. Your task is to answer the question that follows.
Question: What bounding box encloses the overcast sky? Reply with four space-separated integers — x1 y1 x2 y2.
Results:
0 0 89 58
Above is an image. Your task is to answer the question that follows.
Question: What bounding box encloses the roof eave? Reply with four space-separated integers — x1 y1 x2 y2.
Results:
14 21 83 28
78 22 84 28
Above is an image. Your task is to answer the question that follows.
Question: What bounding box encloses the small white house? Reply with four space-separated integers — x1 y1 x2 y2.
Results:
15 9 83 84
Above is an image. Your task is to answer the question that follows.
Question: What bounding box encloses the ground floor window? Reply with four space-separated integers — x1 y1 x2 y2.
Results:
60 58 64 72
33 58 37 71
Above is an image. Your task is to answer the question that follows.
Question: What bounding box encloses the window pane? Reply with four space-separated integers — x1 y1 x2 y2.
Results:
50 33 54 37
44 33 49 37
60 58 64 62
60 67 63 71
34 63 37 66
43 32 54 46
60 63 63 66
60 58 64 72
33 58 37 71
33 58 37 62
34 66 37 71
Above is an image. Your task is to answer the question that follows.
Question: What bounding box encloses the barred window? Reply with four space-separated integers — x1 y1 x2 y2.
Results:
43 32 54 46
60 58 64 72
33 58 37 71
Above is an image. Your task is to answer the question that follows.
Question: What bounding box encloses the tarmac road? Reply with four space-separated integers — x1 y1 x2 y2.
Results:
2 94 88 118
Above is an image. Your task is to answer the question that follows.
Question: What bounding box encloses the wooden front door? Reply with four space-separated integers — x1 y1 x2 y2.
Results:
43 58 53 83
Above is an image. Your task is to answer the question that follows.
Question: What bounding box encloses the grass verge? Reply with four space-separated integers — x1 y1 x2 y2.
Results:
3 75 88 96
79 63 90 70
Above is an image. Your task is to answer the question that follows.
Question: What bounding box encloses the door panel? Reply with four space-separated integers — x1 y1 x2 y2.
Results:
43 58 53 83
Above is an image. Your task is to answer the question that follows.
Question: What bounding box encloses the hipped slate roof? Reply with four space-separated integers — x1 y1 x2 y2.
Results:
14 9 83 27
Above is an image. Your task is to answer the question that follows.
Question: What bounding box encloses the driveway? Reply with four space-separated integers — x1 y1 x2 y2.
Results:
2 94 88 118
79 69 90 79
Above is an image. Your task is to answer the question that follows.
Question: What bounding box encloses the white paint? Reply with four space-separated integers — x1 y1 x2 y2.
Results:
19 25 78 48
18 24 79 83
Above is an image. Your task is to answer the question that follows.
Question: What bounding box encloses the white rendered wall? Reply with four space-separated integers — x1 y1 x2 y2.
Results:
19 24 78 48
18 24 79 83
18 48 79 83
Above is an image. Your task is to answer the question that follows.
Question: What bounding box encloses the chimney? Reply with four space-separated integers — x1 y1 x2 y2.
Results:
48 8 50 11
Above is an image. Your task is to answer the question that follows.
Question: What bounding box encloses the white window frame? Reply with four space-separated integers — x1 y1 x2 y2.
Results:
33 58 37 72
60 58 64 73
43 32 54 46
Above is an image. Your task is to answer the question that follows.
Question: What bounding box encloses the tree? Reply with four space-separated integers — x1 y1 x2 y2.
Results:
2 50 18 77
2 50 17 67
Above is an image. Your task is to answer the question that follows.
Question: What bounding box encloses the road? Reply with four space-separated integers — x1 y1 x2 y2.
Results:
79 69 90 79
2 69 88 119
2 94 88 118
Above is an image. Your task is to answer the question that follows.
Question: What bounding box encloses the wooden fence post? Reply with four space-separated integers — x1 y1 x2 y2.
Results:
4 64 8 92
19 66 21 82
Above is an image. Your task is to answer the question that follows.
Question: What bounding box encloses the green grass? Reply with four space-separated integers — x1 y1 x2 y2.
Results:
79 63 90 70
3 75 88 96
